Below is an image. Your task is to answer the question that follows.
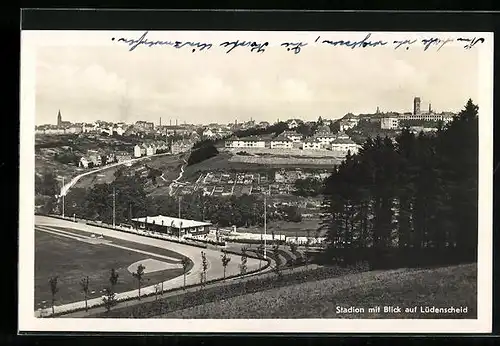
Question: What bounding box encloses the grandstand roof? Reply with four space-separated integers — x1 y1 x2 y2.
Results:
132 215 212 229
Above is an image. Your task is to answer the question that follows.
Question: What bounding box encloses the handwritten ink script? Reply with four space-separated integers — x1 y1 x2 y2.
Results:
111 31 486 54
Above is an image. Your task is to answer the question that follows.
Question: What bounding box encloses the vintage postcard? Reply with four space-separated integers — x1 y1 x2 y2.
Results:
19 29 493 333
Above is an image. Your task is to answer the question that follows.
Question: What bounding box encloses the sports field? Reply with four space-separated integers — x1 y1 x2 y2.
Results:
34 227 193 309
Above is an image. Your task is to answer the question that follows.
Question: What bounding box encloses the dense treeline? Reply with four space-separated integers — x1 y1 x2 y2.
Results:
321 99 479 269
187 142 219 166
234 121 288 138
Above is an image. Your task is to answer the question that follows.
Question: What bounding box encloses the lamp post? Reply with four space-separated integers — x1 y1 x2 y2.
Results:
112 187 116 228
263 193 267 260
61 177 65 218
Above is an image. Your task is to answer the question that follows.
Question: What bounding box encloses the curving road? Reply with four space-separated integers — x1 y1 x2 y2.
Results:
34 215 262 316
168 159 187 196
59 152 173 197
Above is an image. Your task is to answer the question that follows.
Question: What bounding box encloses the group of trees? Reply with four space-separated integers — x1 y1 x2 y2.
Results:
187 141 219 166
233 121 289 138
53 151 80 165
293 177 324 197
54 176 304 231
321 99 479 268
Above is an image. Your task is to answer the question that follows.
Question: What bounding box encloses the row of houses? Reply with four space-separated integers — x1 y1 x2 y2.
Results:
133 141 170 157
380 111 456 130
225 126 361 155
79 149 132 168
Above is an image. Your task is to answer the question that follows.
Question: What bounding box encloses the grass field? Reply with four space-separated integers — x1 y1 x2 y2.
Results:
35 229 192 309
163 263 477 319
73 167 118 189
46 226 190 262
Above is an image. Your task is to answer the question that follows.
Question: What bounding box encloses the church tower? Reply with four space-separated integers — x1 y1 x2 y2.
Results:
57 110 62 126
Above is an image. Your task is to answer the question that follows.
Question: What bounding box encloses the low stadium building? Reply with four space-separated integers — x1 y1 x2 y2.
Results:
131 215 212 237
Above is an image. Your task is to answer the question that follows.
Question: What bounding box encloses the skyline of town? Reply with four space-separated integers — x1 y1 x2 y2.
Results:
35 43 479 126
37 94 464 128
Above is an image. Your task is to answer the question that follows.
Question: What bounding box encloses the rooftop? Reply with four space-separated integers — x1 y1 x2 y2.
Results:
332 138 357 145
272 135 292 142
132 215 212 229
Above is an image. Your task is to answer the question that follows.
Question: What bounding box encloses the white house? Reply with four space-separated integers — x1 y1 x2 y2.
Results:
270 135 293 149
145 145 155 156
286 119 301 129
330 137 360 155
381 117 400 130
203 128 216 138
302 139 322 150
281 130 303 142
79 157 89 168
134 145 142 158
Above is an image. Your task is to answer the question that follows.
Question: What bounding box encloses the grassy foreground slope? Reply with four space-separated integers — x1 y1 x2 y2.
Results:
164 263 476 319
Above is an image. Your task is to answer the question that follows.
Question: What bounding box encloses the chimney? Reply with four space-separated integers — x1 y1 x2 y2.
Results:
169 119 172 126
376 106 380 114
160 117 162 126
176 119 178 126
429 103 432 113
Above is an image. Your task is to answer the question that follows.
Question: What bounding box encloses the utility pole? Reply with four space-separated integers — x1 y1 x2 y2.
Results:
178 197 181 219
112 187 116 228
62 177 65 218
264 193 267 260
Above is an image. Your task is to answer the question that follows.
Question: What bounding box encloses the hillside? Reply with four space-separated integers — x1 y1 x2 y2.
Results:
163 263 476 319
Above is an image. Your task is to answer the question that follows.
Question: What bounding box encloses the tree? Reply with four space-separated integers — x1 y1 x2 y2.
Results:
201 251 208 285
304 235 311 268
80 276 90 312
102 287 117 313
181 257 190 289
221 250 231 279
48 276 59 316
240 247 248 275
132 264 145 300
256 243 264 269
289 242 298 269
321 99 479 268
272 244 283 279
187 143 219 166
109 268 119 292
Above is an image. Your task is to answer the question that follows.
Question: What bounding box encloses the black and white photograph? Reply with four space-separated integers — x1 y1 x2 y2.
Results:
19 29 493 333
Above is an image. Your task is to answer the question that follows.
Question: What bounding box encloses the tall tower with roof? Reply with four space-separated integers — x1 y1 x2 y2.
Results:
57 110 62 126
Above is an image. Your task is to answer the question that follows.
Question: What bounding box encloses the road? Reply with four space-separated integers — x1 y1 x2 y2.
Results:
59 152 174 197
34 215 262 317
169 159 187 196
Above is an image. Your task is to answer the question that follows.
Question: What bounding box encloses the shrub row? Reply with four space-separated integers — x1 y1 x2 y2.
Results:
97 263 368 318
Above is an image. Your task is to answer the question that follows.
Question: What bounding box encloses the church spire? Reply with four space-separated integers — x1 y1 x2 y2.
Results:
57 109 62 126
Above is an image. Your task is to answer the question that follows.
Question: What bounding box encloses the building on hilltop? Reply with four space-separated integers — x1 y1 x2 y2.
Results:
281 130 303 142
225 135 266 148
381 117 400 130
270 135 293 149
286 119 302 129
330 137 360 155
55 110 71 128
302 138 322 150
313 125 336 147
413 97 421 115
132 215 212 237
133 144 142 158
339 113 359 131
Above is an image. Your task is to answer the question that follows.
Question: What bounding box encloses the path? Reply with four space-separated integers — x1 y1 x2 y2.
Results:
59 152 173 197
169 159 187 196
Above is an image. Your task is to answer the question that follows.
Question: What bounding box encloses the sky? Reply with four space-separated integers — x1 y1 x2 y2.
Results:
34 32 481 126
